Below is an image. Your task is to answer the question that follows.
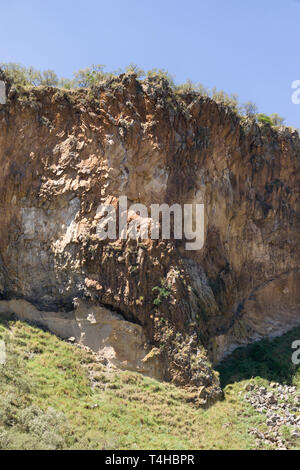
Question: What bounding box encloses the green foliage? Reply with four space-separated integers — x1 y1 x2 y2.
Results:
241 101 258 117
211 88 239 112
39 69 59 87
176 79 195 93
146 68 175 87
256 113 285 127
0 62 59 87
72 64 111 87
0 319 299 450
0 62 31 86
152 284 172 306
59 77 74 89
17 405 71 449
0 62 287 130
217 327 300 388
176 81 239 111
176 80 209 96
257 113 273 125
125 63 145 78
270 113 285 127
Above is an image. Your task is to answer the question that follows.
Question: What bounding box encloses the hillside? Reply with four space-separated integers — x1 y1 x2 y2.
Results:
0 318 299 450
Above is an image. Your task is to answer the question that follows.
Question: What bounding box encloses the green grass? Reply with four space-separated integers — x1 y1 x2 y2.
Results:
0 318 299 450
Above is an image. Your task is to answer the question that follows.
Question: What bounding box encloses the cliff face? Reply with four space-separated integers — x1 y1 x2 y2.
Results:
0 73 299 405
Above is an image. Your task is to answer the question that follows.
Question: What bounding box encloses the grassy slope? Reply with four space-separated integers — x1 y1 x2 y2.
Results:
0 318 299 450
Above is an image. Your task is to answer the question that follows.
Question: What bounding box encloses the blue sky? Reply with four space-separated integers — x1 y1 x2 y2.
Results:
1 0 300 127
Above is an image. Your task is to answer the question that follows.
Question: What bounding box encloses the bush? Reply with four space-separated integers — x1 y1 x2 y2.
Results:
270 113 285 127
125 63 145 79
257 113 273 125
0 62 287 130
152 284 172 306
72 64 111 87
146 68 175 87
0 63 30 86
241 101 258 117
18 405 71 449
0 63 59 88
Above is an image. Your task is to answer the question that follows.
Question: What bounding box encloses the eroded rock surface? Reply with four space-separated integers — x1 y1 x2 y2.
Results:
0 72 299 404
0 298 165 380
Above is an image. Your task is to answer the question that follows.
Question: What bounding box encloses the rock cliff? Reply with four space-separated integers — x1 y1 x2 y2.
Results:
0 72 299 405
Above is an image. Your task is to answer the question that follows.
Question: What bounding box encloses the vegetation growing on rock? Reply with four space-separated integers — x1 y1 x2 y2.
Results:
0 62 290 130
0 319 299 450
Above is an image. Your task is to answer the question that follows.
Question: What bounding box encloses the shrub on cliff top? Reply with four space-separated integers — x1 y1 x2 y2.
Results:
0 62 289 131
0 63 59 88
269 113 285 127
257 113 273 125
